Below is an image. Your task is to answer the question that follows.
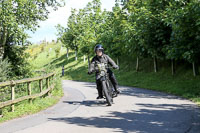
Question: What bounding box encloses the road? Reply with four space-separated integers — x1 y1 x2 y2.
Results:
0 80 199 133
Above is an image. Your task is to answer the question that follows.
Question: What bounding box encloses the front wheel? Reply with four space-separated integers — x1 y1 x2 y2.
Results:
102 81 112 106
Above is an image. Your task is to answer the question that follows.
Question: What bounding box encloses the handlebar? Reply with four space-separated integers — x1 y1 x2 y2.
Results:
88 65 119 75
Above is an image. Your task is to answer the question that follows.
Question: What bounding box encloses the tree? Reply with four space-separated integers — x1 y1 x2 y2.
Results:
122 0 172 72
0 0 64 59
97 2 129 68
164 0 200 76
79 0 104 62
122 0 152 71
57 0 104 63
57 0 200 76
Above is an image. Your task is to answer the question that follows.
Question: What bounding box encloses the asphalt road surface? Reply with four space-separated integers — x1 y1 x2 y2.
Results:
0 80 199 133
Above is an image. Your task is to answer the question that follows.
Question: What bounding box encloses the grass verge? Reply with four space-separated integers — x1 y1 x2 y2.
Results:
0 76 63 123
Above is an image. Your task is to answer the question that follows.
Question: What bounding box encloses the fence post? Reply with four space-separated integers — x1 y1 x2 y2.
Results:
52 75 54 81
136 56 139 72
0 73 55 111
52 74 55 80
11 85 15 112
28 82 32 104
39 80 43 92
75 51 77 61
51 74 54 91
62 65 65 76
46 78 50 96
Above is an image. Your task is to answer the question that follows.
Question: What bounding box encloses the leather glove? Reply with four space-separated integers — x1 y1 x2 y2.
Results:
113 66 119 70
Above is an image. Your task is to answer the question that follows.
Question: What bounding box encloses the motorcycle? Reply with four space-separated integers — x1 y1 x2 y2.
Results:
95 63 115 106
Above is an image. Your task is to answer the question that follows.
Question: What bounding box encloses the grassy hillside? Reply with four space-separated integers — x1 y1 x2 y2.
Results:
29 43 200 106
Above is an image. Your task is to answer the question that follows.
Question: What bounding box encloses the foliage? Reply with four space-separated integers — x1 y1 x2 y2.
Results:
57 0 200 75
0 0 64 58
164 0 200 63
0 58 11 82
56 0 103 56
55 47 61 58
4 43 32 79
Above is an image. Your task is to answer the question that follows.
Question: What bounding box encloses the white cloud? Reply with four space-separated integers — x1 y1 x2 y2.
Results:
28 0 115 43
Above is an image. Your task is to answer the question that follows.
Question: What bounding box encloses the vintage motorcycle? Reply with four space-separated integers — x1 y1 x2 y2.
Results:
95 63 115 106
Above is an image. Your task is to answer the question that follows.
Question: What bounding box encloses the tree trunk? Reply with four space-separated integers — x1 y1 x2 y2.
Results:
84 55 86 62
0 109 2 117
75 51 77 61
136 56 139 72
154 56 158 73
192 62 199 76
171 59 175 76
0 28 8 59
66 48 69 59
88 55 90 71
116 58 119 66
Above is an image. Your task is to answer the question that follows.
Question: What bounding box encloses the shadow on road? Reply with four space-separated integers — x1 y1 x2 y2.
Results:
63 100 108 107
120 87 184 100
81 82 184 100
48 103 200 133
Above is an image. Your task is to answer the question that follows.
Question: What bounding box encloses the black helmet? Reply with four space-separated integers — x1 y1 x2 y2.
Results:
94 44 104 53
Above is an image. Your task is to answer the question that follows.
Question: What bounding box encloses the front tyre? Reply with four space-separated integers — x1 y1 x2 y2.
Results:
102 81 112 106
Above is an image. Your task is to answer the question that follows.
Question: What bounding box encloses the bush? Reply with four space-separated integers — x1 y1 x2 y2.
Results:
55 47 60 58
0 59 11 82
41 45 45 52
4 45 32 79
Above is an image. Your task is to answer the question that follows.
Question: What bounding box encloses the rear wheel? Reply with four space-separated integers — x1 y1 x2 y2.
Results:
102 81 112 106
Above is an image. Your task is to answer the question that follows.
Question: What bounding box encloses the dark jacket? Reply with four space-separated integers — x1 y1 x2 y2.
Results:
89 54 118 74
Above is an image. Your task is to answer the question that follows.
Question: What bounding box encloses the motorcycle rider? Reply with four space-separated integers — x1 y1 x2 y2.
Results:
88 44 120 99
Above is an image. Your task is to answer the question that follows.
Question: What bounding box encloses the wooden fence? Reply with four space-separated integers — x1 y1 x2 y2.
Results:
0 73 55 112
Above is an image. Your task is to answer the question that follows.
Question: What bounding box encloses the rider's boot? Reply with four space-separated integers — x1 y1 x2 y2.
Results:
96 88 103 99
109 72 121 95
96 95 103 99
113 84 120 94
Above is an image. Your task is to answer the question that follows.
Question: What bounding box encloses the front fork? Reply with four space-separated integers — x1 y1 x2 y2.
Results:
100 75 113 97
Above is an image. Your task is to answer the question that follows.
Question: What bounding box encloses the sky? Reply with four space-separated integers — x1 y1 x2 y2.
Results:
27 0 116 44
